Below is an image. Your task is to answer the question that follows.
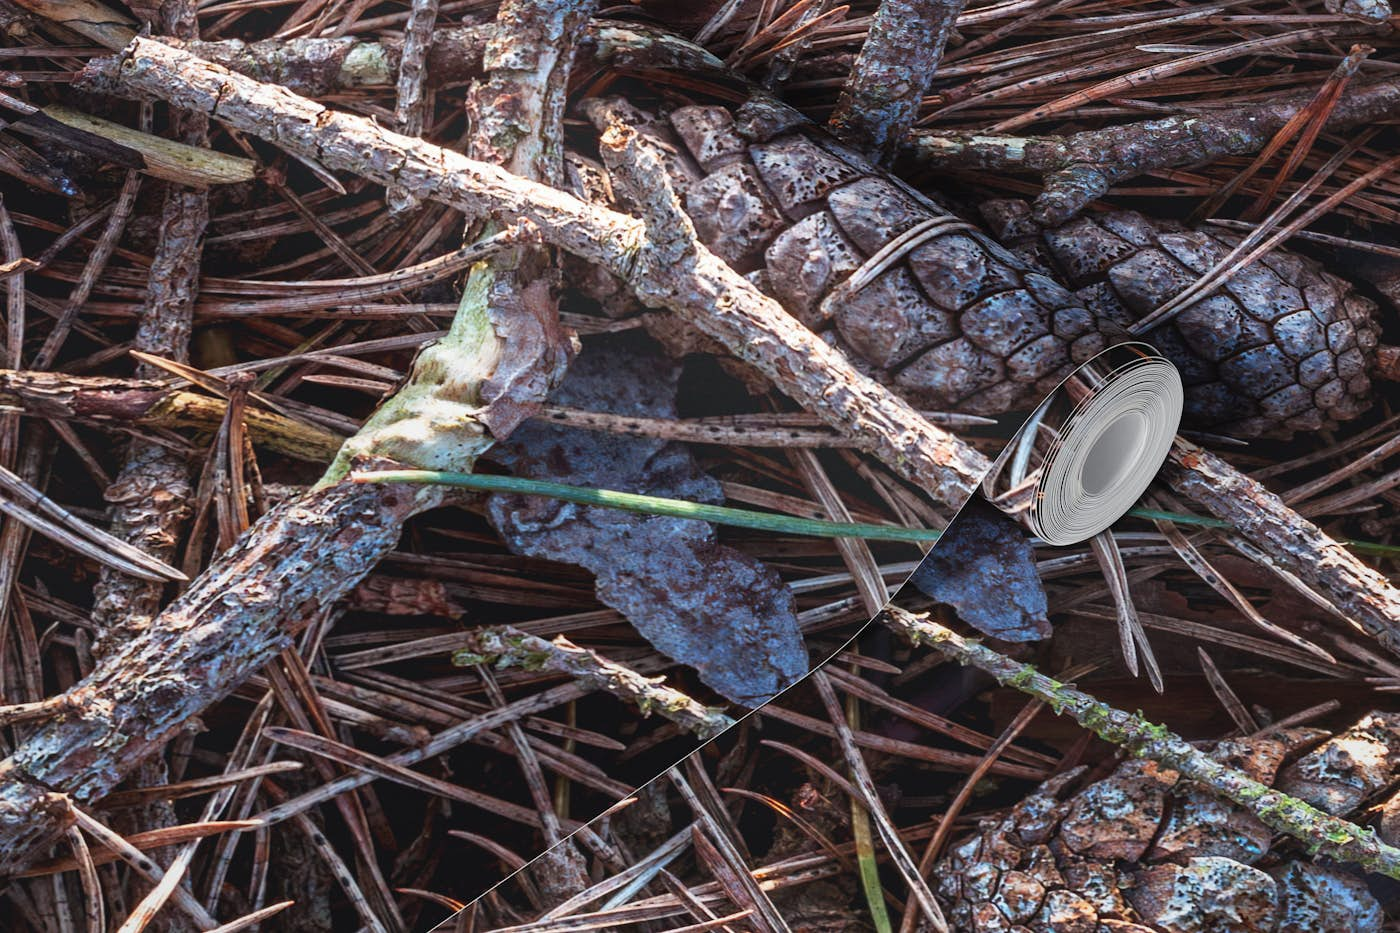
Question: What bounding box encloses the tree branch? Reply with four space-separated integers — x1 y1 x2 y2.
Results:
0 476 435 874
81 35 1400 661
829 0 965 163
907 76 1400 224
882 606 1400 879
80 36 992 508
0 5 593 879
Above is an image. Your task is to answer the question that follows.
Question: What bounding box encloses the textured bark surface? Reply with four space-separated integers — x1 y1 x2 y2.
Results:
634 103 1379 439
89 442 192 657
0 478 438 873
89 51 207 658
935 714 1399 932
1166 439 1400 658
828 0 965 163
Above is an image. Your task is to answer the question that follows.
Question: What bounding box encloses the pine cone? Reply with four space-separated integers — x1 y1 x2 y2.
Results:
630 103 1379 438
934 712 1400 932
982 200 1380 438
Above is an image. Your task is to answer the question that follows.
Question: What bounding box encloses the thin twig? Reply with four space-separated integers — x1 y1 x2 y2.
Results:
454 626 735 740
0 370 344 462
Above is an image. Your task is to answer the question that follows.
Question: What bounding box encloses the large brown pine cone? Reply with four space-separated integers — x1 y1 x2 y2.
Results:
935 712 1400 932
631 103 1380 438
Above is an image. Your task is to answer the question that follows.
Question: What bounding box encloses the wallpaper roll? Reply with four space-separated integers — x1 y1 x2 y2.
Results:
984 342 1183 546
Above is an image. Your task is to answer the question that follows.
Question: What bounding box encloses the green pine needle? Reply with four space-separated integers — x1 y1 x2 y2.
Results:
354 469 942 542
353 469 1400 556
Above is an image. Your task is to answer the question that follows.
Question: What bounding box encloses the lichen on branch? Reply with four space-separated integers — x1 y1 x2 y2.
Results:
882 606 1400 879
454 626 735 740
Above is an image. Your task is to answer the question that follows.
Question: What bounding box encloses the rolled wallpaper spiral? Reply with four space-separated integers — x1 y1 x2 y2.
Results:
984 342 1183 546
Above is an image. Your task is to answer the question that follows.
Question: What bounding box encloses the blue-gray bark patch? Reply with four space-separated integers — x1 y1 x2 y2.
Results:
486 332 807 707
909 498 1050 642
